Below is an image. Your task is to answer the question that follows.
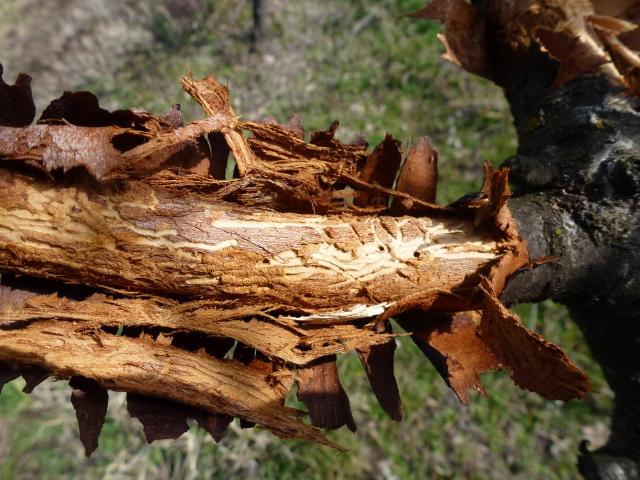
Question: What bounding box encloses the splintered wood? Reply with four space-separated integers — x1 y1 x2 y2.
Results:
409 0 640 93
0 59 590 454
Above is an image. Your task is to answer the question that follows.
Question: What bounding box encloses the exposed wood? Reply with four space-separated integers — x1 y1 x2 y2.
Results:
0 170 500 313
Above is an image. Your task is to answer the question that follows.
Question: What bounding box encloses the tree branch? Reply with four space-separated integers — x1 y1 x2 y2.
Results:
0 65 591 452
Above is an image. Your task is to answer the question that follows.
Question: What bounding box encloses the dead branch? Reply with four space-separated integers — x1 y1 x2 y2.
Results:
0 65 590 454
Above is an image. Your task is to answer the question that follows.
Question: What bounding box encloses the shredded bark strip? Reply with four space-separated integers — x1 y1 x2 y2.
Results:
0 55 591 453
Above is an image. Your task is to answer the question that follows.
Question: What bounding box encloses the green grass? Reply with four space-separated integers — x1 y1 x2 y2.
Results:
0 1 612 478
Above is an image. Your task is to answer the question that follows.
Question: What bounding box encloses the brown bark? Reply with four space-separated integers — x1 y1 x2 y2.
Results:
0 67 591 452
0 292 396 366
0 170 498 312
0 319 330 444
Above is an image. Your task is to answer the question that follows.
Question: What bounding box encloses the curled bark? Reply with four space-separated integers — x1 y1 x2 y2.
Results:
0 64 591 453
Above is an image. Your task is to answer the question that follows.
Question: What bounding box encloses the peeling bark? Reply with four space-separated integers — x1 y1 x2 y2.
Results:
356 321 404 421
398 310 500 405
0 319 331 444
0 64 593 454
69 376 108 457
297 355 357 432
0 292 397 365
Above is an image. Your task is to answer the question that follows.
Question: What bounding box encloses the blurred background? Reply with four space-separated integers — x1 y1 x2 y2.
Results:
0 0 612 478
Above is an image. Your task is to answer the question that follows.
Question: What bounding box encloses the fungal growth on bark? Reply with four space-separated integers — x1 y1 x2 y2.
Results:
2 1 638 472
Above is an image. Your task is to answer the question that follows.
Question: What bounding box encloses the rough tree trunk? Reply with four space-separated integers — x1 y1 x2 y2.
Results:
407 0 640 475
503 70 640 478
433 2 640 477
